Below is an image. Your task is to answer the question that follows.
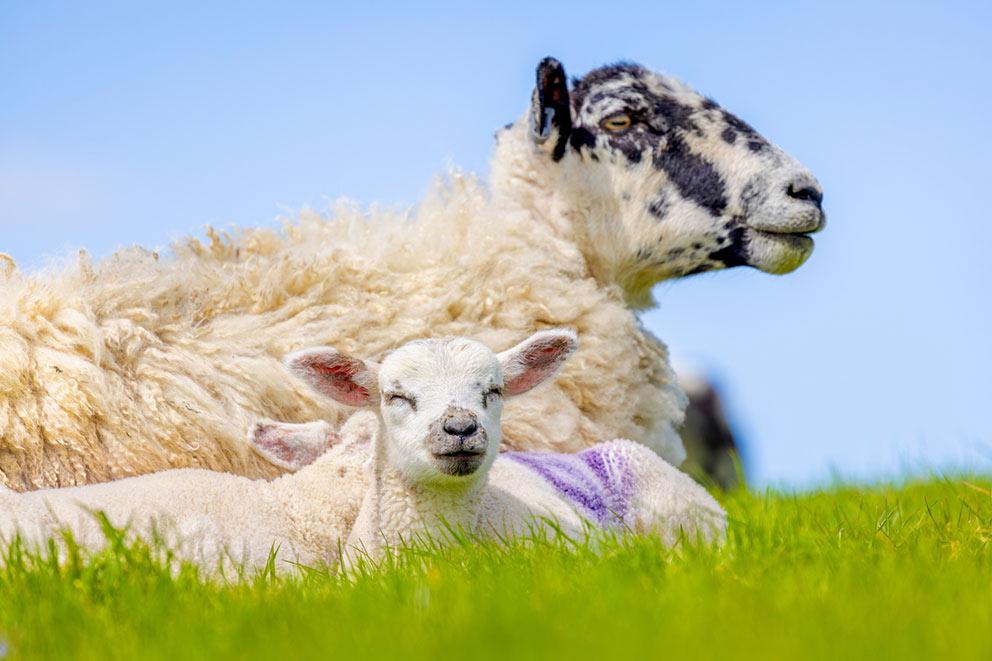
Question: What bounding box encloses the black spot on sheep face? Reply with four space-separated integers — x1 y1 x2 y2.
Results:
529 58 825 290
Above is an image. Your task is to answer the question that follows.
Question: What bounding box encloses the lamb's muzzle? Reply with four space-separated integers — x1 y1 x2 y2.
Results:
430 407 487 476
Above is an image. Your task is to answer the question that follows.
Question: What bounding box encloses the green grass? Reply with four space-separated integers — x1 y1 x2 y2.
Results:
0 477 988 660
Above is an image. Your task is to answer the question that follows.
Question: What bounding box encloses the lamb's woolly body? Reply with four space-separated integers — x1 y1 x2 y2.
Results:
0 417 722 571
333 333 724 560
0 467 291 566
0 413 375 569
501 440 727 545
347 439 726 560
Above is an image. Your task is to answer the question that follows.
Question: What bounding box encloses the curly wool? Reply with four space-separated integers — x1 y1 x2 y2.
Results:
347 437 726 565
0 412 374 570
0 53 827 490
0 171 684 490
0 416 722 574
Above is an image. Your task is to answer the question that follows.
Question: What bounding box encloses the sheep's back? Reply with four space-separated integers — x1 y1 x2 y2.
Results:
0 174 684 488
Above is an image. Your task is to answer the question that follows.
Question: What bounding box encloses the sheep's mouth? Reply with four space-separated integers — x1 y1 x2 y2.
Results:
744 229 816 275
742 205 825 272
756 227 817 239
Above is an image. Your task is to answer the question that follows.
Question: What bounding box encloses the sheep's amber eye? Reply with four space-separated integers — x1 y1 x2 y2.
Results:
600 113 632 132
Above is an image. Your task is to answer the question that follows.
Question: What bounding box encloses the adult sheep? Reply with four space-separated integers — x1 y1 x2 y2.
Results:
0 58 824 490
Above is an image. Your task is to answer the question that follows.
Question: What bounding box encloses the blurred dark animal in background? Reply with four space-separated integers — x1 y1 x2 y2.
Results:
678 371 742 490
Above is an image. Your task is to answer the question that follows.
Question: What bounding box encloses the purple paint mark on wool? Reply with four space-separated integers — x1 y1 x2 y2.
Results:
507 453 604 517
507 448 633 527
579 447 633 523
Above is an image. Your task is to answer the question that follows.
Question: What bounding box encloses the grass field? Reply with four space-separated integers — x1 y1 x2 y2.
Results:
0 476 988 660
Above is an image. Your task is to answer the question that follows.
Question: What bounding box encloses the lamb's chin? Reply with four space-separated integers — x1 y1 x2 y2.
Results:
431 453 486 477
744 230 816 275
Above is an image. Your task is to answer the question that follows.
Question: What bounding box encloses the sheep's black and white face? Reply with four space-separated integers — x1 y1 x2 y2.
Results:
527 58 825 298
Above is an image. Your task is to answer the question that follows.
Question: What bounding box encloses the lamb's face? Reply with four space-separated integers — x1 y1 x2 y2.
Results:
376 338 504 484
284 329 578 486
527 58 825 292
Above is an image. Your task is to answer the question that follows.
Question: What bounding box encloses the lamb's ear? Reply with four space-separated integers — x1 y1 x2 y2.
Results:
498 328 578 397
249 420 337 471
529 57 572 162
285 347 379 407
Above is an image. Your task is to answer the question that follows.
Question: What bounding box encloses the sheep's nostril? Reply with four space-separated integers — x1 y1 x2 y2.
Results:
786 183 824 208
443 416 478 438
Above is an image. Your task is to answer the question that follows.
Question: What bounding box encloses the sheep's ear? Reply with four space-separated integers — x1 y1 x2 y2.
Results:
498 328 578 397
285 347 379 407
249 420 337 471
529 57 572 162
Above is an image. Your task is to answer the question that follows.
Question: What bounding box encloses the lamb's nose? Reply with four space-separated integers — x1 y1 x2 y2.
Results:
785 180 824 209
443 416 478 437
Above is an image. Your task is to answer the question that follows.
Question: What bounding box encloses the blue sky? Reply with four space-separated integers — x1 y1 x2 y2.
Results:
2 1 989 487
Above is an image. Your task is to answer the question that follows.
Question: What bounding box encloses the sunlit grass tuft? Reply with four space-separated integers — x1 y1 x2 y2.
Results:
0 476 988 660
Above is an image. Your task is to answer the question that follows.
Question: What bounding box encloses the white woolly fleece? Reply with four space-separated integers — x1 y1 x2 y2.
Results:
0 142 685 490
346 437 725 564
0 412 377 571
0 55 827 490
0 414 722 573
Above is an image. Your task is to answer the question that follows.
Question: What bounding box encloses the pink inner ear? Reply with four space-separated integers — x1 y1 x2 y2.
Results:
313 362 370 406
259 435 303 465
505 337 573 396
294 354 371 406
253 423 338 469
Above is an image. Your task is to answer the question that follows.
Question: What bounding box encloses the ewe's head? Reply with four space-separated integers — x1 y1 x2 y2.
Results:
285 330 577 486
498 57 825 305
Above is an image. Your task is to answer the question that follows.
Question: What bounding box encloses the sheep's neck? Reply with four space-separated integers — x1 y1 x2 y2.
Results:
489 120 649 308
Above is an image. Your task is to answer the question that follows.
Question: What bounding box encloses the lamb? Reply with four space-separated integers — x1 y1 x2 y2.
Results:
291 329 726 562
0 57 825 490
0 411 376 571
0 331 724 572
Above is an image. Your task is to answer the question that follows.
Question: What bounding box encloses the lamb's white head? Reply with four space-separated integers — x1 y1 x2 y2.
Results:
497 57 825 306
284 329 577 486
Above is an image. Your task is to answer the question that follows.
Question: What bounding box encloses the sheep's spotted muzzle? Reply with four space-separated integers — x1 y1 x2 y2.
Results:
738 182 827 275
743 213 825 274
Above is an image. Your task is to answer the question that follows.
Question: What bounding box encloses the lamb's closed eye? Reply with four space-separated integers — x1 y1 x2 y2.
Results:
384 392 417 410
482 387 502 407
